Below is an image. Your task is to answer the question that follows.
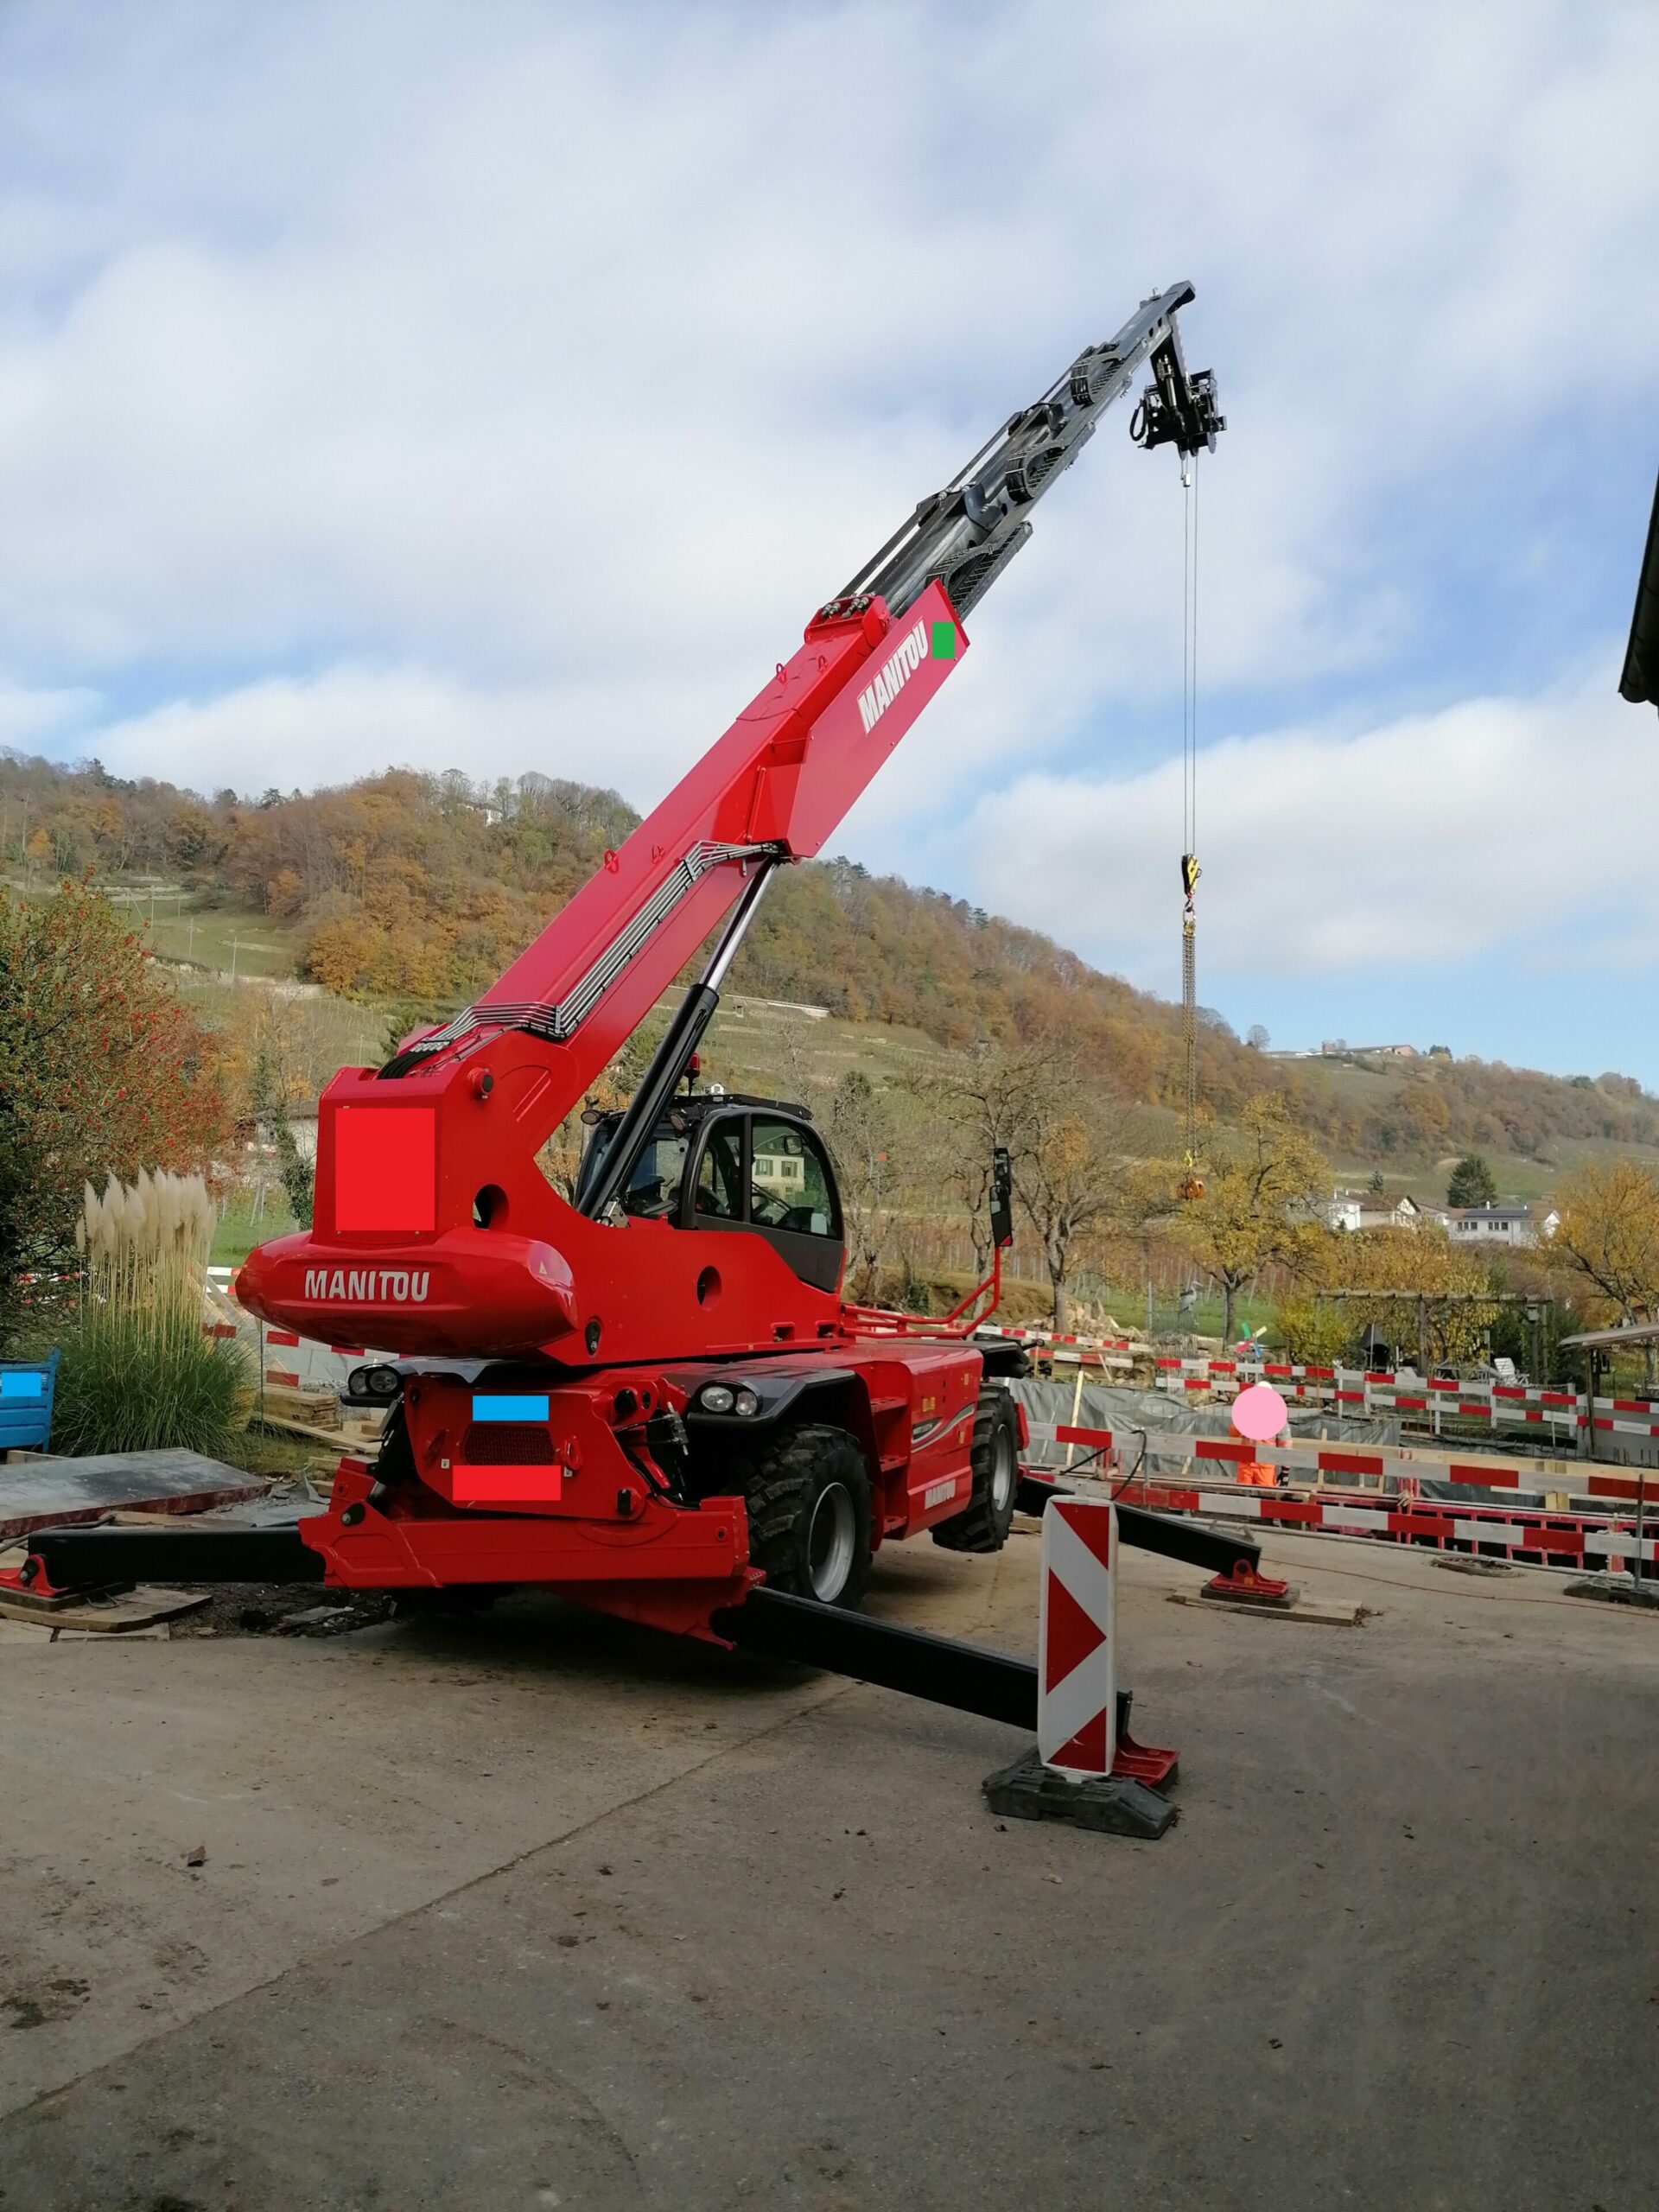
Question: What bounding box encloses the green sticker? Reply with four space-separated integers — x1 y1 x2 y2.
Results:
930 620 957 660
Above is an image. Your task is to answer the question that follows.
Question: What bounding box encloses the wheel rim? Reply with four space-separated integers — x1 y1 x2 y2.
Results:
990 1427 1016 1515
807 1481 856 1600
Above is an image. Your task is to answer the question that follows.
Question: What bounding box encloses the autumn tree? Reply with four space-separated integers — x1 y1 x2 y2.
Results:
1300 1224 1499 1368
0 881 226 1343
1273 1290 1356 1367
1548 1160 1659 1378
1181 1095 1328 1344
1446 1154 1497 1208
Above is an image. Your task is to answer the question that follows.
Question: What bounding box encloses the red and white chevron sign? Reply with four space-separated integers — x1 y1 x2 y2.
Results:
1038 1497 1117 1777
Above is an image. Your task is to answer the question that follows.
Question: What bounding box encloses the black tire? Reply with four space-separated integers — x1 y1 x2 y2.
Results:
743 1424 873 1609
931 1386 1020 1554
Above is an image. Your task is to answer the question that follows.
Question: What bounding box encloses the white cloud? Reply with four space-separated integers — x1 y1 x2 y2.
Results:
0 679 97 745
0 0 1656 1052
84 658 761 802
948 672 1659 988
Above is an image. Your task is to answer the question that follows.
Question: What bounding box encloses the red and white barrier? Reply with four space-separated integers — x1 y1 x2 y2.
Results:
1019 1421 1657 1573
1038 1497 1117 1777
1152 1359 1589 1437
199 1281 397 1407
1130 1479 1659 1573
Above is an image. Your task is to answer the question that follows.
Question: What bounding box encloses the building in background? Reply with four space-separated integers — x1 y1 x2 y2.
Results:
1446 1204 1559 1248
1325 1190 1426 1233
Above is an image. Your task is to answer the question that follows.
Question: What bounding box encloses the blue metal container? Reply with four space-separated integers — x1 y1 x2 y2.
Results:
0 1348 60 1455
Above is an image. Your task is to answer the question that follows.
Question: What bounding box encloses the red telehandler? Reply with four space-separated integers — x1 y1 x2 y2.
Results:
35 286 1253 1734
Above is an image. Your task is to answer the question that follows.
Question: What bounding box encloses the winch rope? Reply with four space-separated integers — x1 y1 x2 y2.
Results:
1179 454 1201 1189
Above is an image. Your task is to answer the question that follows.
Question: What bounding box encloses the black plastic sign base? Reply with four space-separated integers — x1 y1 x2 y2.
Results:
982 1746 1178 1839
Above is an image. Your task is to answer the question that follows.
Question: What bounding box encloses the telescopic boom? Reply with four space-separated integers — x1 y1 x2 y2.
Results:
237 285 1223 1362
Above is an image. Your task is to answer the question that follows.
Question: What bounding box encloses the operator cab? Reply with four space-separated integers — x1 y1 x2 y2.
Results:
579 1090 844 1294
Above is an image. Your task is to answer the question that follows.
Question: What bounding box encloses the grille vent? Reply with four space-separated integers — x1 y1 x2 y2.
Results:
461 1423 556 1465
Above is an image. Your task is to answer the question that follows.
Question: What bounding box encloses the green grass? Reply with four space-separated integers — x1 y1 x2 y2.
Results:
0 878 306 981
144 902 303 979
224 1426 334 1479
213 1190 298 1267
1327 1135 1659 1207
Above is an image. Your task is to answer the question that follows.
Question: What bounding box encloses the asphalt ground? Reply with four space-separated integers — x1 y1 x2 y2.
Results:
2 1522 1656 2211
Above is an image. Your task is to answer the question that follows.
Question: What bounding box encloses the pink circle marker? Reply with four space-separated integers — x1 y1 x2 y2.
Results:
1230 1381 1289 1443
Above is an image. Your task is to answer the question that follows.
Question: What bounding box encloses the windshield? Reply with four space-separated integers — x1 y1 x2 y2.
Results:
620 1128 690 1219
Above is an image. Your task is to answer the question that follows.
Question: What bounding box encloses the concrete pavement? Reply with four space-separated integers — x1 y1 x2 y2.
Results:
2 1527 1655 2209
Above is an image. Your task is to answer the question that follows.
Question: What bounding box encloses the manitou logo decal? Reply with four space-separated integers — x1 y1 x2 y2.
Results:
856 615 955 734
304 1268 430 1303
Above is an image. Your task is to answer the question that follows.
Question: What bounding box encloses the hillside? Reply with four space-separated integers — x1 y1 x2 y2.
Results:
6 747 1659 1179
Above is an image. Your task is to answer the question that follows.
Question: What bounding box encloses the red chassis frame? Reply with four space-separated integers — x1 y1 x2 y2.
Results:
294 1331 996 1639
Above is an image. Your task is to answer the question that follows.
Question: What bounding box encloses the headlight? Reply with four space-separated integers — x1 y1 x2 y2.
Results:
733 1388 760 1417
367 1365 403 1401
699 1383 735 1414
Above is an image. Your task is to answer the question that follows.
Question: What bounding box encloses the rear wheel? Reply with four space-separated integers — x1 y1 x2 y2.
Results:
931 1386 1020 1553
743 1424 873 1609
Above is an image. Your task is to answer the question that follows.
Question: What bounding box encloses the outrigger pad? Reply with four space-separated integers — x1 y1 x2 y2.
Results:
982 1747 1178 1840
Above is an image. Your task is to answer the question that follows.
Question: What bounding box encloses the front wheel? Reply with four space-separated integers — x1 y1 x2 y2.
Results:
743 1424 874 1609
931 1386 1020 1554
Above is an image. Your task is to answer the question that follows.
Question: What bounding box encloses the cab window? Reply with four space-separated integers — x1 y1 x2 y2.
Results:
693 1120 743 1220
621 1130 690 1219
748 1118 839 1236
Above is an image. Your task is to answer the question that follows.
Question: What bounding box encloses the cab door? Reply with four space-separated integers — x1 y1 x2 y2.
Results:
746 1112 844 1294
683 1109 845 1294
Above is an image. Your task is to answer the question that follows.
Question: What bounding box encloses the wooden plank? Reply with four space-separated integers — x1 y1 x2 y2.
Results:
1166 1592 1364 1626
0 1584 211 1633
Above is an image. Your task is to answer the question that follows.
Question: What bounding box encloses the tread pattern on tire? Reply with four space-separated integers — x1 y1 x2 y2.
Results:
931 1385 1020 1554
744 1423 873 1608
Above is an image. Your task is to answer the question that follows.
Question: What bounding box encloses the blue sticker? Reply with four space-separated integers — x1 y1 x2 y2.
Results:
0 1372 44 1399
472 1394 550 1423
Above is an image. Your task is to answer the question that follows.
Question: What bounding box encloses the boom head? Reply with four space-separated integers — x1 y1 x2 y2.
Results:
841 283 1223 622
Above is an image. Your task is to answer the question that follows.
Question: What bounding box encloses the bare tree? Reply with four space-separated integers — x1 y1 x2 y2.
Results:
825 1070 900 1301
938 1041 1128 1331
1013 1078 1129 1334
929 1046 1033 1276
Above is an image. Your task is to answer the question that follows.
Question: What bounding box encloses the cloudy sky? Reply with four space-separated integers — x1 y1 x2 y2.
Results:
3 1 1657 1079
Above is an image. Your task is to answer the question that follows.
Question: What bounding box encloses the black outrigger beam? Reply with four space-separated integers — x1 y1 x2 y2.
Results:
712 1585 1038 1727
30 1485 1257 1603
28 1523 323 1587
1016 1469 1262 1577
710 1491 1261 1734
